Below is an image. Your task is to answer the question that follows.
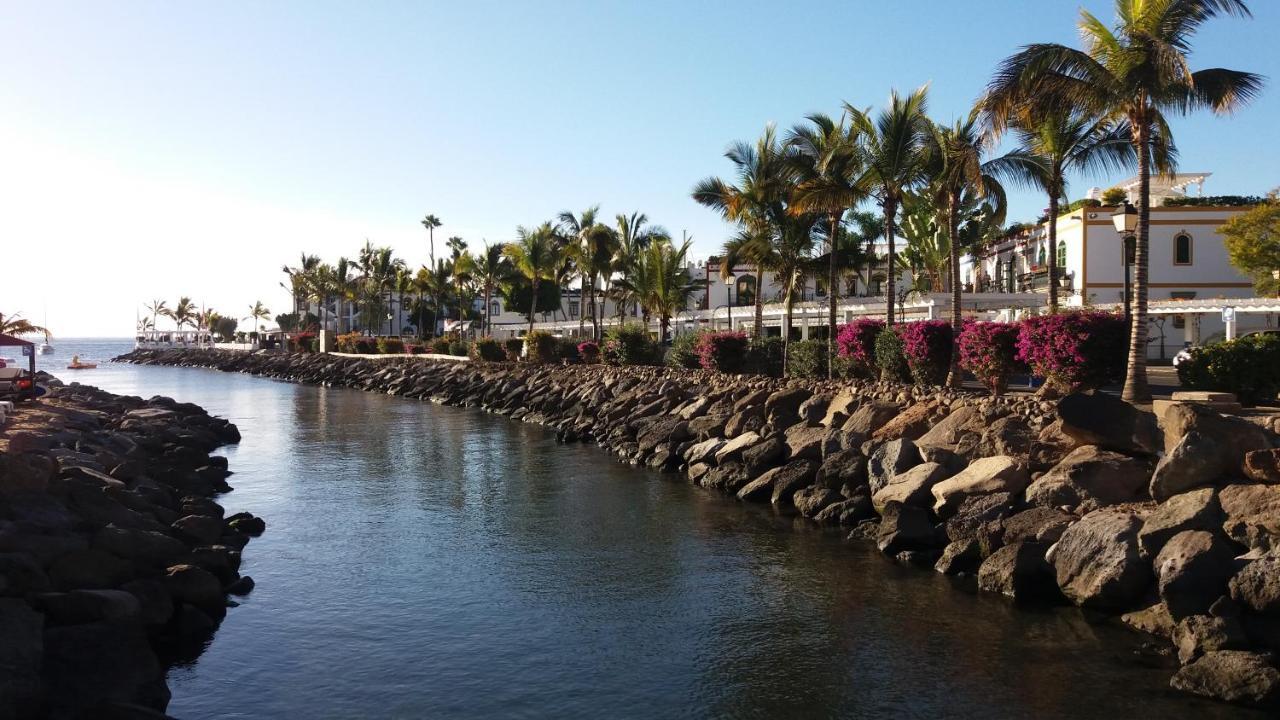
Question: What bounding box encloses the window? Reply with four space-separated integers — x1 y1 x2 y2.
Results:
1056 240 1066 269
1174 233 1193 265
1037 243 1046 267
490 301 501 317
569 301 579 319
735 276 756 306
1006 259 1015 292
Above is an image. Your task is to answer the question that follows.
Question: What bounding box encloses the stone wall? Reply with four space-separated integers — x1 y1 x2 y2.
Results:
0 377 262 718
117 348 1280 711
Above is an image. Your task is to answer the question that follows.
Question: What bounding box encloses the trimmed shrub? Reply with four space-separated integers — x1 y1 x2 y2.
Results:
290 331 318 353
665 329 707 369
747 337 785 377
335 332 362 353
786 340 828 379
405 343 424 355
448 340 468 357
577 341 601 364
603 324 658 366
836 318 885 378
695 331 749 374
958 321 1024 395
874 327 910 382
429 337 451 355
898 320 953 386
1016 311 1126 391
471 337 506 362
525 330 557 363
1177 332 1280 406
502 337 524 361
377 337 405 354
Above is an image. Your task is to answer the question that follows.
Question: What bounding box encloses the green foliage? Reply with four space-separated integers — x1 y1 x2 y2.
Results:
1163 195 1266 208
470 337 505 361
448 340 469 357
1100 187 1128 205
524 330 558 363
1220 194 1280 296
603 324 658 366
874 327 910 382
213 317 238 341
786 340 827 379
1177 333 1280 407
430 337 451 354
502 337 524 361
554 337 580 362
746 336 785 378
666 329 708 369
377 337 405 354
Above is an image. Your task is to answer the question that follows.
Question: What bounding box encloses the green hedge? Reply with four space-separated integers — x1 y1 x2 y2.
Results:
1177 332 1280 406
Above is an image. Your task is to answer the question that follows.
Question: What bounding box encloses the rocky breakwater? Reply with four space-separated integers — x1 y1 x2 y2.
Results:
119 348 1280 711
0 378 263 719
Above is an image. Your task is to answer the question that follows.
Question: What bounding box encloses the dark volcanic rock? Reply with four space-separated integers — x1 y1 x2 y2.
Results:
1052 510 1152 611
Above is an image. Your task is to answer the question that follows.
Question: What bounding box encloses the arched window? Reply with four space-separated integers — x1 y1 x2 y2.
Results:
490 300 501 317
1174 233 1193 265
1006 259 1015 292
1056 240 1067 269
735 275 756 306
994 259 1003 286
1037 243 1046 267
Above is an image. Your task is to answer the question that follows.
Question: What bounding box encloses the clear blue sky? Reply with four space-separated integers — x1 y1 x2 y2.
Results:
2 0 1276 335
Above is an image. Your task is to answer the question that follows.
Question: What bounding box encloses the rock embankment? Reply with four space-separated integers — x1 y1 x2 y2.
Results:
119 348 1280 711
0 377 262 719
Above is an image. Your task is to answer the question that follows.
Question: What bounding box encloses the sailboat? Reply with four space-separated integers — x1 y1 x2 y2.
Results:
38 311 54 356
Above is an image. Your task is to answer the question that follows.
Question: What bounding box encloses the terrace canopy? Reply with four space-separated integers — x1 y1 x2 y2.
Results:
0 333 36 400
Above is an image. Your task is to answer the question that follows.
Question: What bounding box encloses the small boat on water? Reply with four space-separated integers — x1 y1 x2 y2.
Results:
66 355 96 370
38 332 54 355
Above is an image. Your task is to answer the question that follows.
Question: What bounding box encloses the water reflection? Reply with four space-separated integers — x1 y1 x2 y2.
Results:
68 359 1265 720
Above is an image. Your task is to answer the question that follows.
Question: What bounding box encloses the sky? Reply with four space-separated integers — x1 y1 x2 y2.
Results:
1 0 1277 337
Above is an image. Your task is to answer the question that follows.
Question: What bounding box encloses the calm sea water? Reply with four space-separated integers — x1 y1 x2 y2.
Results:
26 339 1261 719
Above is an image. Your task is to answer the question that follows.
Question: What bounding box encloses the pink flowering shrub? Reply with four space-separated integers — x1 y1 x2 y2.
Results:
577 341 601 364
898 320 954 385
958 321 1024 395
1016 311 1126 390
836 318 885 378
696 331 749 373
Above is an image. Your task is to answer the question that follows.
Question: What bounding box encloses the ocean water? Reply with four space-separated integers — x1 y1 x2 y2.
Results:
35 342 1263 719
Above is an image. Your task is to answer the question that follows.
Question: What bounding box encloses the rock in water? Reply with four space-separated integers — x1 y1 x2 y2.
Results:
1154 531 1239 620
978 542 1054 600
1138 488 1223 558
1052 510 1152 610
931 456 1029 519
1170 650 1280 710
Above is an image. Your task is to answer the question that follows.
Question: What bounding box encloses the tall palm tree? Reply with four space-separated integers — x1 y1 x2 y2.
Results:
246 301 270 337
421 214 443 269
719 229 772 332
788 112 870 376
0 312 48 337
144 299 168 334
170 297 197 334
504 222 564 336
333 257 355 334
625 236 703 342
847 86 934 326
472 242 514 336
983 0 1262 401
558 206 609 339
282 253 321 315
692 125 791 336
611 212 670 323
979 101 1136 311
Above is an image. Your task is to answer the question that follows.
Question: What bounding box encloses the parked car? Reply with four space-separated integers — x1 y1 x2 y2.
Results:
1173 328 1280 367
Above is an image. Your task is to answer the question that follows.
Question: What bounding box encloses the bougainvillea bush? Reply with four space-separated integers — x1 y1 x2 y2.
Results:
577 341 601 364
1016 311 1126 390
898 320 954 385
696 331 750 374
836 318 885 378
958 321 1024 395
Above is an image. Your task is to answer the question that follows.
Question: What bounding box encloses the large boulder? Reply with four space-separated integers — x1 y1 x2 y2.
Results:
1150 431 1227 502
815 449 868 494
741 436 786 475
1155 530 1240 620
978 542 1055 600
869 401 934 442
792 485 842 518
866 439 922 496
1052 510 1152 610
683 438 726 466
784 425 828 462
1161 401 1275 464
764 387 811 426
843 401 901 437
812 495 875 526
935 538 983 575
40 621 170 716
1139 487 1223 558
915 405 983 452
876 502 938 555
714 431 760 465
1057 392 1160 455
1028 419 1083 471
1219 484 1280 552
821 389 859 427
735 460 817 505
1174 615 1248 665
93 525 188 566
0 599 43 718
700 461 751 493
1170 650 1280 710
931 456 1030 519
1229 555 1280 616
943 492 1015 543
48 548 134 591
978 507 1073 557
1245 449 1280 484
872 462 949 514
1024 445 1153 512
965 415 1034 461
163 564 226 618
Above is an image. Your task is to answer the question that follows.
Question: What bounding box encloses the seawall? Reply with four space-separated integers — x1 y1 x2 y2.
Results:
115 348 1280 711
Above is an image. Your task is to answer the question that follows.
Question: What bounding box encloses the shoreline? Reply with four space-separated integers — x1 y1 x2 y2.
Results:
0 374 263 718
113 348 1280 711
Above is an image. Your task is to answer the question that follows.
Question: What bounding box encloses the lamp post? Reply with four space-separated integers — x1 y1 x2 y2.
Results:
1111 202 1138 329
724 273 736 331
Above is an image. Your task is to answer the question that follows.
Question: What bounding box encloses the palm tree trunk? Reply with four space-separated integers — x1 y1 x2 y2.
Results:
753 264 763 337
828 213 840 379
783 282 795 377
945 196 963 389
1047 176 1061 311
528 278 538 336
884 197 898 326
483 282 492 337
1122 125 1151 403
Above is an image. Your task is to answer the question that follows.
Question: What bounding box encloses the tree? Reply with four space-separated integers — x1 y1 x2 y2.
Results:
611 212 670 324
719 229 771 330
421 214 442 269
788 112 869 376
282 253 321 315
473 243 514 336
1221 192 1280 296
618 236 703 342
246 301 270 337
847 86 934 326
144 299 168 334
984 0 1262 402
558 206 616 341
0 312 48 337
504 222 564 335
170 296 197 333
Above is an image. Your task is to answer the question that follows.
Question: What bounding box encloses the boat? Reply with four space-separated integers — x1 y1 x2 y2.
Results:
38 332 54 355
66 362 97 370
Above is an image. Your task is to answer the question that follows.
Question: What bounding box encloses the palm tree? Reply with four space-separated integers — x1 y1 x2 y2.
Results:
246 301 271 338
627 236 703 342
333 257 355 334
692 125 791 336
558 206 606 339
788 112 870 376
979 102 1136 311
847 86 934 326
0 312 48 337
144 299 168 335
282 253 321 315
504 222 564 336
421 214 443 269
171 296 197 335
611 212 670 324
472 243 514 336
983 0 1262 401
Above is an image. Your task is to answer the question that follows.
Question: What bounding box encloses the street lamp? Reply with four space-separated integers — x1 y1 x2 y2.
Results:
724 273 736 330
1111 202 1138 328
